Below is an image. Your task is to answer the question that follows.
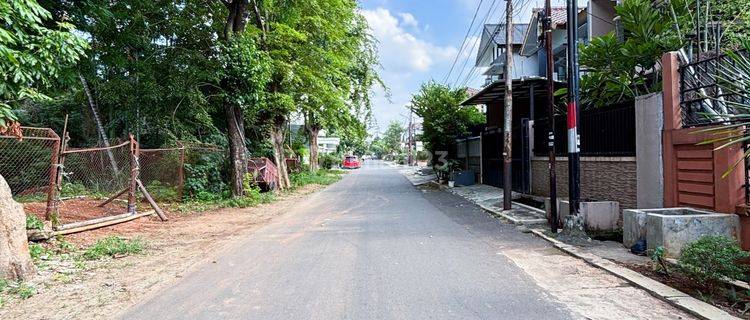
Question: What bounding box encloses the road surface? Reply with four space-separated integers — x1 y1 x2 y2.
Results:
122 161 691 320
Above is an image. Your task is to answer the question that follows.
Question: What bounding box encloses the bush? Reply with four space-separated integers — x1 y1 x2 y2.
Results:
318 153 339 170
26 215 44 230
82 236 145 260
145 180 180 202
416 150 429 161
678 235 750 291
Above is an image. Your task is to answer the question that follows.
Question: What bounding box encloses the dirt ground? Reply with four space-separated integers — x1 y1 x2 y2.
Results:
1 184 326 320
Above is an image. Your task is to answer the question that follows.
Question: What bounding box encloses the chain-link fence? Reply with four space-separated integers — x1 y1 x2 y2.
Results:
0 126 227 228
140 143 226 200
0 127 59 198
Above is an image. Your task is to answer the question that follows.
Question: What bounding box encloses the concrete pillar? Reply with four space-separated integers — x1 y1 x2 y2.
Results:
661 52 682 208
635 92 664 209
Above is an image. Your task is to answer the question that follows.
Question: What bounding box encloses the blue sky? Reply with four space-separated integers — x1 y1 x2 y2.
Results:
359 0 558 136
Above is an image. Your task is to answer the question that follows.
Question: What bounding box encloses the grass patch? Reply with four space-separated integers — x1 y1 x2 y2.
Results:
82 236 145 260
290 169 344 188
1 280 36 301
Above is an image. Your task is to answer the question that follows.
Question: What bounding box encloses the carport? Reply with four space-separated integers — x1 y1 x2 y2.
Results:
461 77 564 193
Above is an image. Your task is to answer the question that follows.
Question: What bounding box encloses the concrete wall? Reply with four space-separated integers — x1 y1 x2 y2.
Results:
635 92 664 208
531 157 637 210
589 0 616 38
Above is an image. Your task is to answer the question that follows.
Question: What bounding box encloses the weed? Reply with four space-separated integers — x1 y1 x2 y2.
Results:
82 236 145 260
650 246 669 275
25 215 44 230
0 278 7 292
52 273 72 284
28 243 51 261
7 282 36 299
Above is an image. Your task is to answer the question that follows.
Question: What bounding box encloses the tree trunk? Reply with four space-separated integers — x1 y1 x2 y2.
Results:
270 122 290 189
0 174 34 280
222 0 250 197
308 128 319 172
78 72 119 175
226 104 248 196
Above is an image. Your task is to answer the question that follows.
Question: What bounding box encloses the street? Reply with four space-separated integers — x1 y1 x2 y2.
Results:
122 161 691 320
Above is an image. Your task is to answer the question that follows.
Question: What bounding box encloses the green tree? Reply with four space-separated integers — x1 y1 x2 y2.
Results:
411 82 484 162
0 0 87 135
381 121 405 157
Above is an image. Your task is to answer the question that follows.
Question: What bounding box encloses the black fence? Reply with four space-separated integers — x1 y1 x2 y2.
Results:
680 50 750 127
533 104 636 157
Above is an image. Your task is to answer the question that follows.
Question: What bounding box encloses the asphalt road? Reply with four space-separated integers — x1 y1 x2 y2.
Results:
122 161 577 319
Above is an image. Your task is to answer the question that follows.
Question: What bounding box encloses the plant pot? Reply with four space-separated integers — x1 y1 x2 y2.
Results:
448 181 455 188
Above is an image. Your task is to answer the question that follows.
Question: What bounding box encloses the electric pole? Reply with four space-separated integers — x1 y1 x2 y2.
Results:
566 0 581 219
543 4 558 232
502 0 514 210
408 106 414 166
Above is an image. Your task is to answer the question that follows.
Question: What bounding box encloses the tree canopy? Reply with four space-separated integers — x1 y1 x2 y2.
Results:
411 82 483 161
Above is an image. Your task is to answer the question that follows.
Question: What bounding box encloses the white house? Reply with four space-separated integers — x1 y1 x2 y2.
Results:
317 130 340 154
475 23 538 86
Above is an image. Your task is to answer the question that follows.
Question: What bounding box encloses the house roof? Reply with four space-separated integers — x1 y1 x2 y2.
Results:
461 77 566 105
475 24 528 67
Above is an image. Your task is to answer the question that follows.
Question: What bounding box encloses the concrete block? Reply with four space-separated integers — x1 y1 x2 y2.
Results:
580 201 620 232
624 207 740 257
623 209 648 248
547 199 620 233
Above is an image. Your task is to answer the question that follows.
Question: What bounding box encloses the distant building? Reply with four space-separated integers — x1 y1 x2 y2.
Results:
317 130 340 154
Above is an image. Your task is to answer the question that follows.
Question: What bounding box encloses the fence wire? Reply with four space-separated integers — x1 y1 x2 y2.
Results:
0 127 59 198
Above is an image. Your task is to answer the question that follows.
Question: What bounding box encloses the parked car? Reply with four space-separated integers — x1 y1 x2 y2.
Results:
342 155 361 169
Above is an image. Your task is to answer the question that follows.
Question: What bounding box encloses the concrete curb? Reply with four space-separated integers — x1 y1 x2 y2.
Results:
478 204 547 225
529 229 740 320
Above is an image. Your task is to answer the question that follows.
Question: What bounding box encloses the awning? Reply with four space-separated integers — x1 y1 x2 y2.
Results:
461 77 566 105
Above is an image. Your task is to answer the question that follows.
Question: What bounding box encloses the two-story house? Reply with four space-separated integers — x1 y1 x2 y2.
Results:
519 1 617 80
475 24 538 86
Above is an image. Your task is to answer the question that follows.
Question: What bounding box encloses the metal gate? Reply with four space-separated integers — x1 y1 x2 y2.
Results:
482 118 531 193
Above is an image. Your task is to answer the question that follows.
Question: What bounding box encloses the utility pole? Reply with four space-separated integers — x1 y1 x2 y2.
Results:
502 0 514 210
566 0 581 219
543 5 558 232
408 106 414 166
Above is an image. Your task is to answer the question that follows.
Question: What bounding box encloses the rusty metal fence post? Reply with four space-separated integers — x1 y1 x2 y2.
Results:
177 146 186 200
128 134 138 214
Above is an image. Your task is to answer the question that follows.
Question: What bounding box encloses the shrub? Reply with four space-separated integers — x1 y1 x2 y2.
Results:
26 215 44 230
416 150 429 161
318 153 339 170
82 236 144 260
145 180 179 202
678 235 750 291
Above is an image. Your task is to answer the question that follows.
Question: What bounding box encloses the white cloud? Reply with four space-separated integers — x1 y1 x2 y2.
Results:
361 7 465 134
361 8 456 72
397 12 418 28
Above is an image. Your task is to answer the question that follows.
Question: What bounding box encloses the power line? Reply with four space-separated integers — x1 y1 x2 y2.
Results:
451 0 501 87
458 0 535 88
442 0 485 84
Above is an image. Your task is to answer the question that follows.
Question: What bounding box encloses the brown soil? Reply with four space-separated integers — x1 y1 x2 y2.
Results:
626 263 750 319
1 184 326 319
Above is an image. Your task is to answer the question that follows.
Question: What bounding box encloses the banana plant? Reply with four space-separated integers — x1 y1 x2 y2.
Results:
696 40 750 177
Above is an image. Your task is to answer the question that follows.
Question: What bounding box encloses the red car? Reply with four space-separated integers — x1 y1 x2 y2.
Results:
342 155 361 169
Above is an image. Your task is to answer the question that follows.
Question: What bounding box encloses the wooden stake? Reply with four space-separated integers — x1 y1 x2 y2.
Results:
136 179 168 221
